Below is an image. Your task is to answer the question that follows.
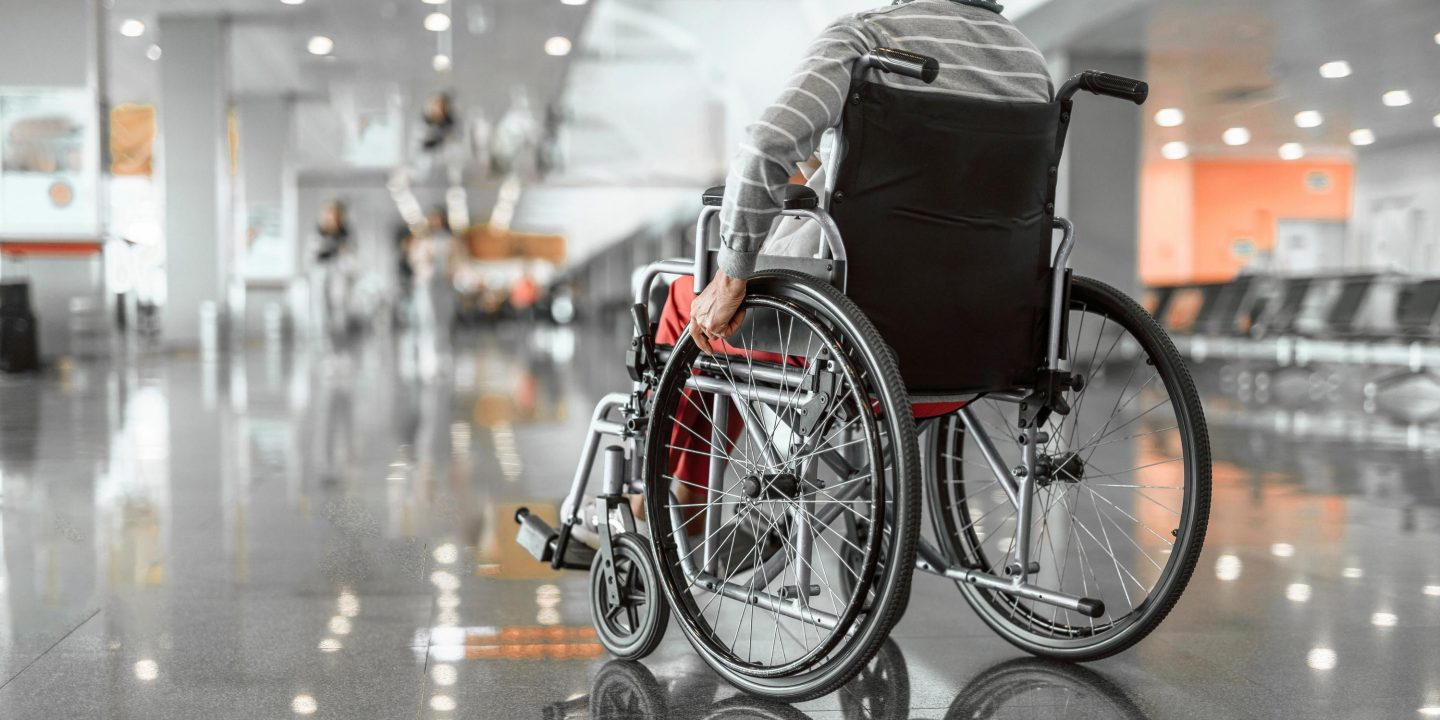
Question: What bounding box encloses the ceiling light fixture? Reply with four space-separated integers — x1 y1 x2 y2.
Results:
120 19 146 37
307 35 334 55
145 44 162 61
422 0 446 4
1153 108 1184 127
424 12 452 31
1222 127 1251 146
1349 129 1376 146
1433 114 1440 128
433 54 452 72
281 0 306 5
1382 90 1413 107
545 36 572 56
1318 61 1351 79
1279 142 1305 161
1294 110 1323 128
561 0 590 5
1157 138 1192 159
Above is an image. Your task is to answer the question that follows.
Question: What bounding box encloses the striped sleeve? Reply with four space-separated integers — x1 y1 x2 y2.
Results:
716 21 869 280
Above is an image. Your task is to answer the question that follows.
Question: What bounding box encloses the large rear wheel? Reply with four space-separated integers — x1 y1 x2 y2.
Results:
645 271 919 701
927 276 1210 660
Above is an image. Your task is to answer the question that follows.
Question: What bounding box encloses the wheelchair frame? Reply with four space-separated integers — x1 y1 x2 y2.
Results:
517 58 1152 641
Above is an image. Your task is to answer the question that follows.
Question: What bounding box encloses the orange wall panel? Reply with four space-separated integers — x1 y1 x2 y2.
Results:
1189 160 1352 283
1139 158 1195 285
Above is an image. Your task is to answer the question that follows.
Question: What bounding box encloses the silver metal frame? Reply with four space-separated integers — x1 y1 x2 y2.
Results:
554 55 1097 628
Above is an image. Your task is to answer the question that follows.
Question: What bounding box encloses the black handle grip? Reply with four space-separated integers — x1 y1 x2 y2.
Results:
864 48 940 84
1060 70 1149 105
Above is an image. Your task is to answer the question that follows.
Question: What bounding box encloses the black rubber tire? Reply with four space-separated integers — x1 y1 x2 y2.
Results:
927 275 1211 661
645 270 919 702
590 532 669 661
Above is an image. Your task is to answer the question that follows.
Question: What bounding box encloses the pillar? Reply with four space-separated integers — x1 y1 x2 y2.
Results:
157 16 233 348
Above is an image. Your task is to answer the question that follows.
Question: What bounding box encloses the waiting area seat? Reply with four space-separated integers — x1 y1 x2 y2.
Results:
1149 271 1440 370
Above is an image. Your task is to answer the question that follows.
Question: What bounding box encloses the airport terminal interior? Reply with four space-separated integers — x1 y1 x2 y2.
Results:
2 0 1440 717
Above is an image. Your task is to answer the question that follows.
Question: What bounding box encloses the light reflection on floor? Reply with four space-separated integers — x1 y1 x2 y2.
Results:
0 325 1437 718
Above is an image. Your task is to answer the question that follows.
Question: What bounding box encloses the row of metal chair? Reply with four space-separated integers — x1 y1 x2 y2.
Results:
1146 273 1440 369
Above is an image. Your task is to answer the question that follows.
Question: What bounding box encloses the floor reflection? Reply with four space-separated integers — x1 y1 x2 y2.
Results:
0 324 1438 717
549 641 1152 720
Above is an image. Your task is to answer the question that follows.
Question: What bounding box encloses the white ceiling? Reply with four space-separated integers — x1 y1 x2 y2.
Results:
1046 0 1440 158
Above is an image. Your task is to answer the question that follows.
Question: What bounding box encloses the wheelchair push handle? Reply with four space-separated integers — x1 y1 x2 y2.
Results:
1059 70 1149 105
863 48 940 84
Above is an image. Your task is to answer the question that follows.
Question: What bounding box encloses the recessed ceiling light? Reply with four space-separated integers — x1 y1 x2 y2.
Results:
545 36 572 56
424 12 452 31
1433 113 1440 128
1371 612 1398 627
1161 141 1189 160
307 35 334 55
432 54 452 72
1222 127 1251 146
145 44 162 61
561 0 589 5
280 0 305 5
1349 129 1376 146
422 0 446 4
1294 110 1323 128
1153 108 1184 127
120 19 146 37
1383 90 1413 107
1279 142 1305 160
1318 61 1351 79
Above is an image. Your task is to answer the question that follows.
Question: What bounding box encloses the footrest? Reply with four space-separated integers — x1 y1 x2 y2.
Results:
515 507 558 563
514 507 599 570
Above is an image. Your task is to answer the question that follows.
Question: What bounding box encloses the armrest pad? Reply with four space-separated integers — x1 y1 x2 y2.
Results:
701 184 820 210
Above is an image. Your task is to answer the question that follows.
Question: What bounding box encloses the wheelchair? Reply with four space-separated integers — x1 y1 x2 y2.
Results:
516 49 1211 702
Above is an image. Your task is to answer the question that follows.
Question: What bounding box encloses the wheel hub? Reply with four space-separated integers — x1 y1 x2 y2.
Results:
1036 452 1085 487
741 472 801 500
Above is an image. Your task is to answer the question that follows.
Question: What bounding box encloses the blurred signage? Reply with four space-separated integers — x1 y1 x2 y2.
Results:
465 224 565 263
110 104 154 176
0 89 98 236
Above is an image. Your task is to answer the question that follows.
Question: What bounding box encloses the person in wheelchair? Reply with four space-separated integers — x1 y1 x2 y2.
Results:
521 0 1208 703
655 0 1053 529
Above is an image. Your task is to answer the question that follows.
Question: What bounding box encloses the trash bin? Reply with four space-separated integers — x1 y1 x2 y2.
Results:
0 280 41 372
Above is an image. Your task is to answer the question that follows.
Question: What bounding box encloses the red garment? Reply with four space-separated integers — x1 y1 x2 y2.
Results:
655 276 964 489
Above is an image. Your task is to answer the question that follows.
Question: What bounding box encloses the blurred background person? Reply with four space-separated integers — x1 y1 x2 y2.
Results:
408 206 462 379
309 199 355 353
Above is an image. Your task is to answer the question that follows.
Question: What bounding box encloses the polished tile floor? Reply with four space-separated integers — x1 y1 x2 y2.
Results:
1 324 1439 719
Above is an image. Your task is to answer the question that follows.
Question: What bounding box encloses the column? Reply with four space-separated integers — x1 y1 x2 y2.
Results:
1050 51 1145 297
234 96 297 337
157 16 232 348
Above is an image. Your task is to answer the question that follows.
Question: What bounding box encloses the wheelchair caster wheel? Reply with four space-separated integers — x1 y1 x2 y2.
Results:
589 532 668 660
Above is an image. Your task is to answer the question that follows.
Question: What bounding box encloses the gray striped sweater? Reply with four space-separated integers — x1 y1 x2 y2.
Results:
718 0 1053 279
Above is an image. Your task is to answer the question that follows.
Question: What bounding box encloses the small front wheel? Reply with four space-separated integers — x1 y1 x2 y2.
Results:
590 532 669 660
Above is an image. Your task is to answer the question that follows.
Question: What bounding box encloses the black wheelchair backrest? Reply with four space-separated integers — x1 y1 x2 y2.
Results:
831 81 1068 395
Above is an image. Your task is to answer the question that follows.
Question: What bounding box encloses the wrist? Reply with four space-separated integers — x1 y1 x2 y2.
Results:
715 270 748 289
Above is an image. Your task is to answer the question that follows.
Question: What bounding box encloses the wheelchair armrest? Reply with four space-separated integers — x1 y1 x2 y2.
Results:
702 184 820 211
